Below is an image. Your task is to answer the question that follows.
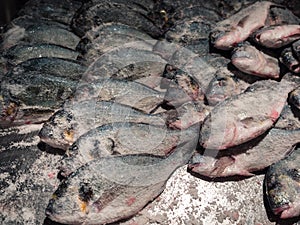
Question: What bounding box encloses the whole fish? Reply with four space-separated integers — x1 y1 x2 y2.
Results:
60 122 197 177
265 148 300 219
210 1 275 50
45 128 199 225
289 87 300 110
280 47 300 74
205 69 249 106
4 43 79 66
231 42 280 79
72 79 166 114
292 39 300 60
200 74 299 150
189 128 300 177
39 100 167 150
8 57 87 80
252 25 300 48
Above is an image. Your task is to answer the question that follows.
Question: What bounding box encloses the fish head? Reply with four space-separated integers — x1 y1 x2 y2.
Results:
231 43 257 71
187 152 217 176
45 178 92 224
289 89 300 109
39 109 75 150
210 29 238 50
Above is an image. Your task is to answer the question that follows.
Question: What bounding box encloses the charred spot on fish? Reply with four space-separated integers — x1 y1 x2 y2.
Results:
78 182 94 203
287 168 300 181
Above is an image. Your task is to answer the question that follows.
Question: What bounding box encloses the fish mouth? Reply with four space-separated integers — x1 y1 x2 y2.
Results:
272 204 291 216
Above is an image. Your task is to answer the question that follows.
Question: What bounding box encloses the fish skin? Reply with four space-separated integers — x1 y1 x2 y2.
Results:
82 46 166 82
205 69 249 106
8 57 87 80
274 104 300 130
4 43 79 66
265 148 300 219
280 47 300 74
45 128 199 225
253 25 300 48
72 79 166 114
210 1 274 50
71 1 162 38
292 39 300 60
200 76 299 150
289 88 300 110
231 42 280 79
39 100 168 150
60 122 197 177
189 128 300 178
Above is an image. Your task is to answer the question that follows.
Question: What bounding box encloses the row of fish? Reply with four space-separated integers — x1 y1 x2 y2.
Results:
0 0 300 224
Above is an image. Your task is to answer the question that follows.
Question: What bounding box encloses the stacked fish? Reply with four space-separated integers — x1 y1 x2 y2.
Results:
0 0 300 224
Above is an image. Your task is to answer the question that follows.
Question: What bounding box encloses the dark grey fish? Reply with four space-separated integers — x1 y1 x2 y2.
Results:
45 128 199 225
200 75 299 150
265 148 300 219
0 71 77 127
72 79 165 114
292 39 300 60
205 69 249 106
88 0 155 12
60 122 197 177
8 57 87 80
189 128 300 177
71 1 162 37
280 47 300 74
289 88 300 110
17 0 82 25
39 100 168 150
4 43 79 66
82 46 166 82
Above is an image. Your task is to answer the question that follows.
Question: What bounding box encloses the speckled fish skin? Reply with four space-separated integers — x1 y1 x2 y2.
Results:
293 39 300 60
39 100 168 150
72 79 165 114
265 148 300 219
200 75 299 150
189 128 300 177
8 57 87 80
274 104 300 130
289 88 300 110
231 42 280 79
210 1 274 50
71 1 162 38
4 43 79 66
45 129 199 225
205 69 249 106
253 25 300 48
60 122 198 177
280 47 300 74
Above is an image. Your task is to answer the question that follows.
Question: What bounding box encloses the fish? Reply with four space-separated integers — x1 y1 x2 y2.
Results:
292 39 300 60
59 122 197 177
252 25 300 48
45 127 199 225
71 1 162 38
72 79 166 114
200 74 299 150
39 100 168 150
274 104 300 130
4 43 79 66
82 46 166 82
265 148 300 219
280 47 300 74
8 57 87 80
210 1 275 50
17 0 81 25
231 42 280 79
267 4 300 25
162 64 203 105
205 69 249 106
188 128 300 178
289 87 300 110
